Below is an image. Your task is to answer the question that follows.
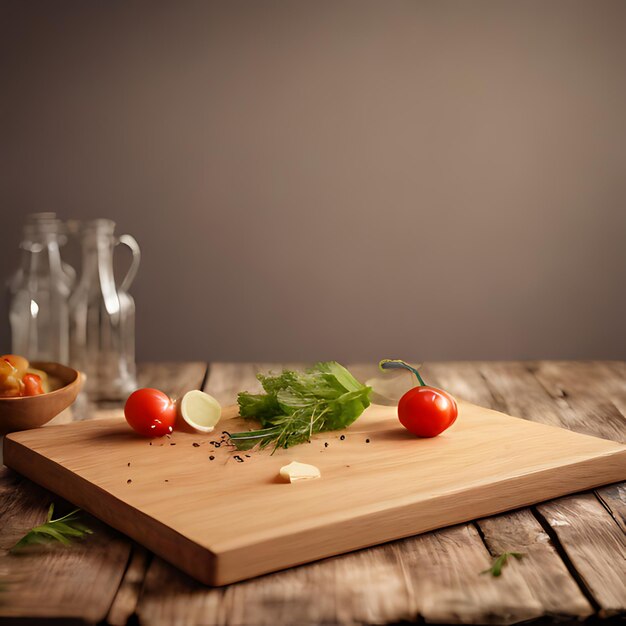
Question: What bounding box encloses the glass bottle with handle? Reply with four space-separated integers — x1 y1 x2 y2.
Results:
9 215 74 363
69 219 140 401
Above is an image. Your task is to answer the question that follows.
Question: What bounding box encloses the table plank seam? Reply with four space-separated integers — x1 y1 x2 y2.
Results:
594 488 625 533
474 362 607 602
106 544 153 626
594 488 626 535
472 519 497 558
531 504 601 615
199 363 210 394
104 541 137 624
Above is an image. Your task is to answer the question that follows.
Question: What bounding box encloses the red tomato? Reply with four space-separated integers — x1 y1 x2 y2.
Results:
22 373 45 396
398 386 458 437
124 388 176 437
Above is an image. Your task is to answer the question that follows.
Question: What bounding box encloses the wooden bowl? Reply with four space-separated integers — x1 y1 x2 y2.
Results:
0 362 82 435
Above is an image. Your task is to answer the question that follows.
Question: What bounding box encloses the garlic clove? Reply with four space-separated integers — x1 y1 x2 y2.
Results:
279 461 321 483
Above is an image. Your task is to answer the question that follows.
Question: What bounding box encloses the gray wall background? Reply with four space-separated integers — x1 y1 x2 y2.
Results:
1 0 625 363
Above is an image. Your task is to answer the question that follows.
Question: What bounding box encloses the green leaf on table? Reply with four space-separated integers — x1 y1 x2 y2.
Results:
10 504 93 552
481 551 524 577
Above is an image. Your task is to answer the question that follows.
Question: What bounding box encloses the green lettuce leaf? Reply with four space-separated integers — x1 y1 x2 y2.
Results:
231 362 371 451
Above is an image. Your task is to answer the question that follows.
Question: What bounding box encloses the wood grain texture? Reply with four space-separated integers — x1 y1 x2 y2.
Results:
5 398 625 587
531 361 626 443
536 493 626 616
596 482 626 533
422 362 599 621
138 556 224 626
136 362 208 398
106 545 150 626
0 468 131 625
477 509 593 619
399 523 542 625
476 361 626 620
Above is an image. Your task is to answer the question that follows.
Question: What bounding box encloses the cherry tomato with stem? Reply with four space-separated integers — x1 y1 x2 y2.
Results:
380 359 458 437
124 388 177 437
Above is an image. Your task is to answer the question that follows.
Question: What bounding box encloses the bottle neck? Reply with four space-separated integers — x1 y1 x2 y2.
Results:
27 235 64 278
79 233 117 290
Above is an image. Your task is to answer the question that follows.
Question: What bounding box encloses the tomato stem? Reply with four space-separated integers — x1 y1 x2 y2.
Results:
379 359 427 387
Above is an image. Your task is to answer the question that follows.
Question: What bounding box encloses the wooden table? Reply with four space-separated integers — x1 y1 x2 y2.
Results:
1 361 625 626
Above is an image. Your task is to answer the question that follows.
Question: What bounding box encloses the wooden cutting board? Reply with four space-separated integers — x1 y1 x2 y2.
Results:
4 401 626 586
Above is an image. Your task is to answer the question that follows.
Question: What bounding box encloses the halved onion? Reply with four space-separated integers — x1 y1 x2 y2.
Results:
178 390 221 433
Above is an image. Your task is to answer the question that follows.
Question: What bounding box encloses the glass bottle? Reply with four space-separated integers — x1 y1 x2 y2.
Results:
69 219 140 401
9 213 76 297
8 215 73 363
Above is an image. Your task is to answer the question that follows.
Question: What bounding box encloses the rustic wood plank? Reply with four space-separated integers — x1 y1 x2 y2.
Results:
532 361 625 399
526 360 626 553
536 493 626 617
0 468 131 625
137 556 224 626
477 360 626 619
422 361 503 410
222 556 340 626
596 482 626 534
107 545 150 626
472 362 566 428
208 542 412 626
136 361 208 398
424 361 596 621
531 361 626 442
478 509 593 619
330 545 413 625
398 523 542 625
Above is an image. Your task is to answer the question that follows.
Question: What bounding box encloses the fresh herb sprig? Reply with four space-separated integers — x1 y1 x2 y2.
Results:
481 551 524 577
230 362 371 452
11 504 92 552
